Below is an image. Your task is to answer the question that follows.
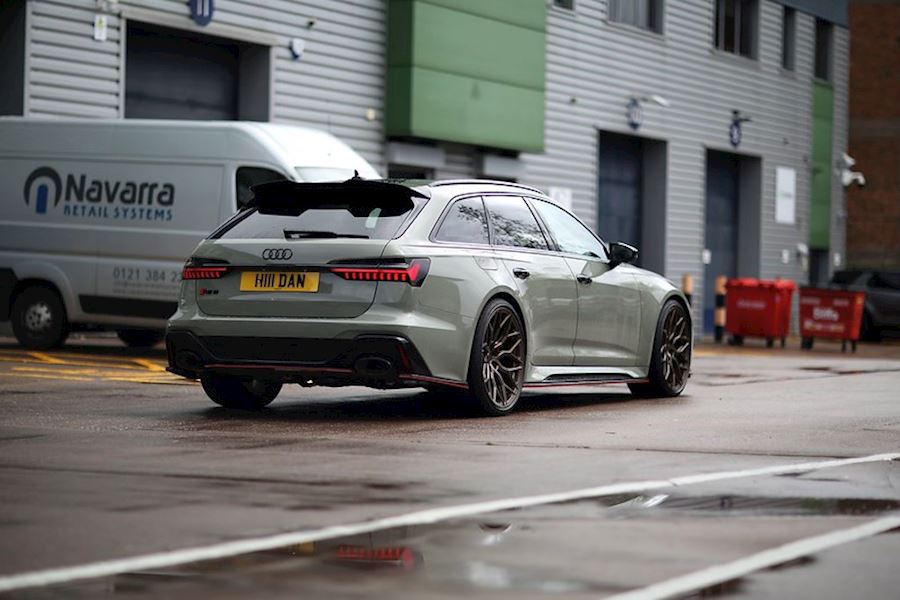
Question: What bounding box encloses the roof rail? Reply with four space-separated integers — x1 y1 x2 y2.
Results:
429 179 546 196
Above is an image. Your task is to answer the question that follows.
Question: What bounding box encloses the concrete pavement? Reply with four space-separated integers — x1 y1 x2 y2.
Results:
0 335 898 597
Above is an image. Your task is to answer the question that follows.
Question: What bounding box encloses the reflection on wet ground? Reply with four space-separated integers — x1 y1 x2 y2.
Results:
11 492 899 599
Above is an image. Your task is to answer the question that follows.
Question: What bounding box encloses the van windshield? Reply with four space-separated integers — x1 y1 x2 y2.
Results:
295 167 357 182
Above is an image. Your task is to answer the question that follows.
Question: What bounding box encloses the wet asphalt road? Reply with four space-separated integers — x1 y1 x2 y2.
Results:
0 334 899 598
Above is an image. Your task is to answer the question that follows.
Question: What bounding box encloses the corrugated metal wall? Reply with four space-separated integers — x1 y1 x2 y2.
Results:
23 0 387 170
21 0 849 325
519 0 848 323
26 0 123 118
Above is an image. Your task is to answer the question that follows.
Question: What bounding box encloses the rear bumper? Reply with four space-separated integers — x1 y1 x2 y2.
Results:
166 329 467 390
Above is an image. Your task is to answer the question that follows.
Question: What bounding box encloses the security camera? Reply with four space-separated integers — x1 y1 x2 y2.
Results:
637 94 670 108
289 38 306 60
840 152 856 168
842 170 866 187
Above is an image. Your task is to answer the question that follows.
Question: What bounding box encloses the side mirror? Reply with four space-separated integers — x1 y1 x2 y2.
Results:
609 241 638 266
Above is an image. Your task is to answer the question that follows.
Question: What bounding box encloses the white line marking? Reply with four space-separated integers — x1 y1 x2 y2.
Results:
0 452 896 592
607 515 900 600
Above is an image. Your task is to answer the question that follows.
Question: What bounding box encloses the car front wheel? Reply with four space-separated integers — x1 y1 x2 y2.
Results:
467 298 526 416
629 299 691 398
200 373 282 410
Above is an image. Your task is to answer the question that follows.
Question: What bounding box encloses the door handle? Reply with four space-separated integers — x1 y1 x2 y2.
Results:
576 275 592 285
512 268 530 280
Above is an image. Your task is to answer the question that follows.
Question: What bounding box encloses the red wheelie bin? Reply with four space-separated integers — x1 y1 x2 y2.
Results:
799 287 866 352
725 278 796 347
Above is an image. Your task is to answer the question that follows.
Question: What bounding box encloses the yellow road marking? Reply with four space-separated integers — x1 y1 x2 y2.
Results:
132 358 167 372
12 366 106 376
27 352 66 364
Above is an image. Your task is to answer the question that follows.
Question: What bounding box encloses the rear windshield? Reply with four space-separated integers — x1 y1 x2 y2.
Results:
212 202 422 241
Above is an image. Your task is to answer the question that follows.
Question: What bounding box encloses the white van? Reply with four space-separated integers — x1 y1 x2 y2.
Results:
0 118 380 349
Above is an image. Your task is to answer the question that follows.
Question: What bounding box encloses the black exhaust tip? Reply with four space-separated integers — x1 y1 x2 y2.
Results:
354 356 396 380
176 350 202 371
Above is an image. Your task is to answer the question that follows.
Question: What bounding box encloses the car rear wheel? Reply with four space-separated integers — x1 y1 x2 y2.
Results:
467 299 526 416
117 329 165 348
11 286 69 350
629 299 691 398
200 373 282 410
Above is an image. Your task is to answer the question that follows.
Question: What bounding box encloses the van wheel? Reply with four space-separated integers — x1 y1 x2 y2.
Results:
117 329 165 348
11 286 69 350
200 373 281 410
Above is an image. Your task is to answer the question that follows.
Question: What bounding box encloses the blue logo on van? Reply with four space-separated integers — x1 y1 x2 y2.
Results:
23 167 62 215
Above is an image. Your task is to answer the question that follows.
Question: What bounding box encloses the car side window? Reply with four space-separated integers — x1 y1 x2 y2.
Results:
484 196 549 250
531 199 607 259
435 197 490 244
236 166 285 210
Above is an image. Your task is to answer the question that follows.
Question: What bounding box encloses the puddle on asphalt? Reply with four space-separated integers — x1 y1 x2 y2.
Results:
12 492 900 599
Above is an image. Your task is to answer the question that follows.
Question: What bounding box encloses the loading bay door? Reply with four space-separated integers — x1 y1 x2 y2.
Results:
704 151 740 332
598 132 643 252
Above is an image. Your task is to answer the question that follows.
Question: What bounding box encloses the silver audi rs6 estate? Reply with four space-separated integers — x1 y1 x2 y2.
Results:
166 178 692 416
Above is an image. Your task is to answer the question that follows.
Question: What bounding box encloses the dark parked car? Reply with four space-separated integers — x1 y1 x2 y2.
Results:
831 270 900 340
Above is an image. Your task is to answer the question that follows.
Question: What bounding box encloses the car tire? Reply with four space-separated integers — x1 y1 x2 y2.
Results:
628 299 691 399
467 298 526 416
117 329 165 348
860 311 881 342
11 286 69 350
200 373 282 410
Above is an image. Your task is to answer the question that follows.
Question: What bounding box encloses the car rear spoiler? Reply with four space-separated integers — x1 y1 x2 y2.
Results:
248 178 430 217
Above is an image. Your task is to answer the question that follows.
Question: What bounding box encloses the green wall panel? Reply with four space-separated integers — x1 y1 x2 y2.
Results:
387 0 546 152
388 67 545 152
810 81 834 249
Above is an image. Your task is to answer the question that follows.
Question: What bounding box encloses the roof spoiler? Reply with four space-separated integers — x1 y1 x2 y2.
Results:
247 178 429 217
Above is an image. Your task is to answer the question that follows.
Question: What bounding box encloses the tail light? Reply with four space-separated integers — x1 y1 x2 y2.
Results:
182 258 230 280
330 258 430 287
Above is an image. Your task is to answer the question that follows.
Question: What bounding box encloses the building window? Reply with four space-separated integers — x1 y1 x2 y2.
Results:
553 0 575 9
814 18 832 81
714 0 758 59
781 7 795 70
609 0 663 33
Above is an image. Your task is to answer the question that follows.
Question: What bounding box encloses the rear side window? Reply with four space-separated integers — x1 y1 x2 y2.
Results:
484 196 549 250
435 197 489 244
236 167 285 209
215 203 421 241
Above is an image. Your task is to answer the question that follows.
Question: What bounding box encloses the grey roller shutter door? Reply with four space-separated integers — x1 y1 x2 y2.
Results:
597 132 642 250
125 23 238 120
703 151 739 331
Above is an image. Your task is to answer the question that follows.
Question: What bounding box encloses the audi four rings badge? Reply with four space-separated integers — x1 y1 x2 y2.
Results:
262 248 293 260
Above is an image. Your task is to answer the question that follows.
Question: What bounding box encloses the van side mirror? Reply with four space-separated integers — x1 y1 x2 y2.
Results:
609 241 638 266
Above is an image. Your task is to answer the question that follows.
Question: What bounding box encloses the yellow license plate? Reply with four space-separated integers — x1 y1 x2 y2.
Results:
240 271 320 292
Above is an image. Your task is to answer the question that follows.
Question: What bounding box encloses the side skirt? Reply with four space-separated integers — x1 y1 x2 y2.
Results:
525 365 648 388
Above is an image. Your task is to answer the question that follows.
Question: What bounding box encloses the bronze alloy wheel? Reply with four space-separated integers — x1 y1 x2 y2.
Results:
660 302 691 392
469 299 526 415
629 299 691 398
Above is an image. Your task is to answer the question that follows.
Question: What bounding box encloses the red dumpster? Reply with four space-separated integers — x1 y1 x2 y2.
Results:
799 287 866 352
725 278 796 347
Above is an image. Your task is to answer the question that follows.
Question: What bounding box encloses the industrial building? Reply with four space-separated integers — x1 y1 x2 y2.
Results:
0 0 850 330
